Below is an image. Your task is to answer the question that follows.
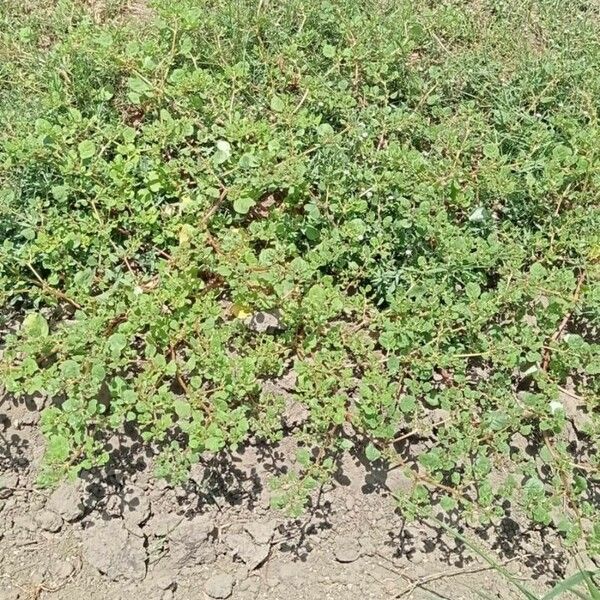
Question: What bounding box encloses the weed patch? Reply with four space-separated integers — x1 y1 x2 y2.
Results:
1 0 598 553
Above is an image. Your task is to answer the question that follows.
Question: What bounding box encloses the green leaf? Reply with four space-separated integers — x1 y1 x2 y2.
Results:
486 411 509 431
204 436 224 452
22 313 49 338
524 477 545 496
399 396 416 413
440 495 457 512
529 262 547 279
174 399 191 419
60 360 80 379
482 143 500 158
239 153 258 168
107 333 127 356
365 443 381 461
585 359 600 375
47 435 70 462
296 448 312 467
213 139 231 164
317 123 334 137
78 140 96 160
127 76 151 94
233 196 255 214
465 282 481 300
270 95 285 112
322 43 336 58
339 438 354 450
91 363 106 382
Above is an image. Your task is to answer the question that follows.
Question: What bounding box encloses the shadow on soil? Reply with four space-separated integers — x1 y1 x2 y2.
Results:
0 391 581 582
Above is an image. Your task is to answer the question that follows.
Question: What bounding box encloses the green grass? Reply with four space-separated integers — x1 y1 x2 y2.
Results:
0 0 599 553
434 516 600 600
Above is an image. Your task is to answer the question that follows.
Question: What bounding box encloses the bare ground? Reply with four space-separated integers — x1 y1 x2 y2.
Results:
0 393 584 600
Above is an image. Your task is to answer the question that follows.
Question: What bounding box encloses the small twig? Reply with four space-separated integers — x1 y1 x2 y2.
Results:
557 385 582 400
429 30 450 54
2 486 49 499
396 556 524 598
292 88 309 114
201 187 228 226
170 346 188 394
26 263 82 310
541 270 586 371
205 232 223 254
391 418 451 444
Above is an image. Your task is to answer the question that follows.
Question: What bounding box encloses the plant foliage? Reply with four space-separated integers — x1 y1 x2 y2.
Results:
0 0 598 550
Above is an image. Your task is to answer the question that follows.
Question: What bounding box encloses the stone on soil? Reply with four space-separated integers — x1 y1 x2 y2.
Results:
226 532 270 570
46 482 84 522
205 573 234 599
167 514 216 569
0 473 18 499
35 509 63 533
243 520 276 545
82 520 147 581
334 535 360 563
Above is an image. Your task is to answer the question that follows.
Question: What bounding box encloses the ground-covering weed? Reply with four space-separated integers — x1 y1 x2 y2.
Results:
0 0 598 552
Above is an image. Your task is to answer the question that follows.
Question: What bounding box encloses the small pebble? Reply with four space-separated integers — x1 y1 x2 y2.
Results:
205 573 234 599
334 536 360 563
35 509 63 533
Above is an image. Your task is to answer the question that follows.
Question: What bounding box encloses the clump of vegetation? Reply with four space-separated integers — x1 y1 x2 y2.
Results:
1 0 598 552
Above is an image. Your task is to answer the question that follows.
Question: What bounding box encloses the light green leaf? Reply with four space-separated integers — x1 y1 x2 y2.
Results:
465 282 481 300
108 333 127 356
440 495 457 512
22 313 49 338
296 448 312 467
127 76 151 94
78 140 96 160
317 123 334 137
60 360 80 379
47 435 70 462
91 363 106 382
213 139 231 164
365 443 381 461
270 95 285 112
174 399 191 419
233 196 255 214
322 43 336 58
205 436 224 452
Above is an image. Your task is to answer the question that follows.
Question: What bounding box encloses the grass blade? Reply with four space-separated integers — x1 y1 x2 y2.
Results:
430 516 539 600
542 570 599 600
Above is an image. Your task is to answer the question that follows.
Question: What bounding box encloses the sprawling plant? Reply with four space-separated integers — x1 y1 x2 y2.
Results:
1 0 598 551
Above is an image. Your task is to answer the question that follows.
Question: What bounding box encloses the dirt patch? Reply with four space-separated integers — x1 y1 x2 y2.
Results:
1 393 582 600
84 0 154 25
